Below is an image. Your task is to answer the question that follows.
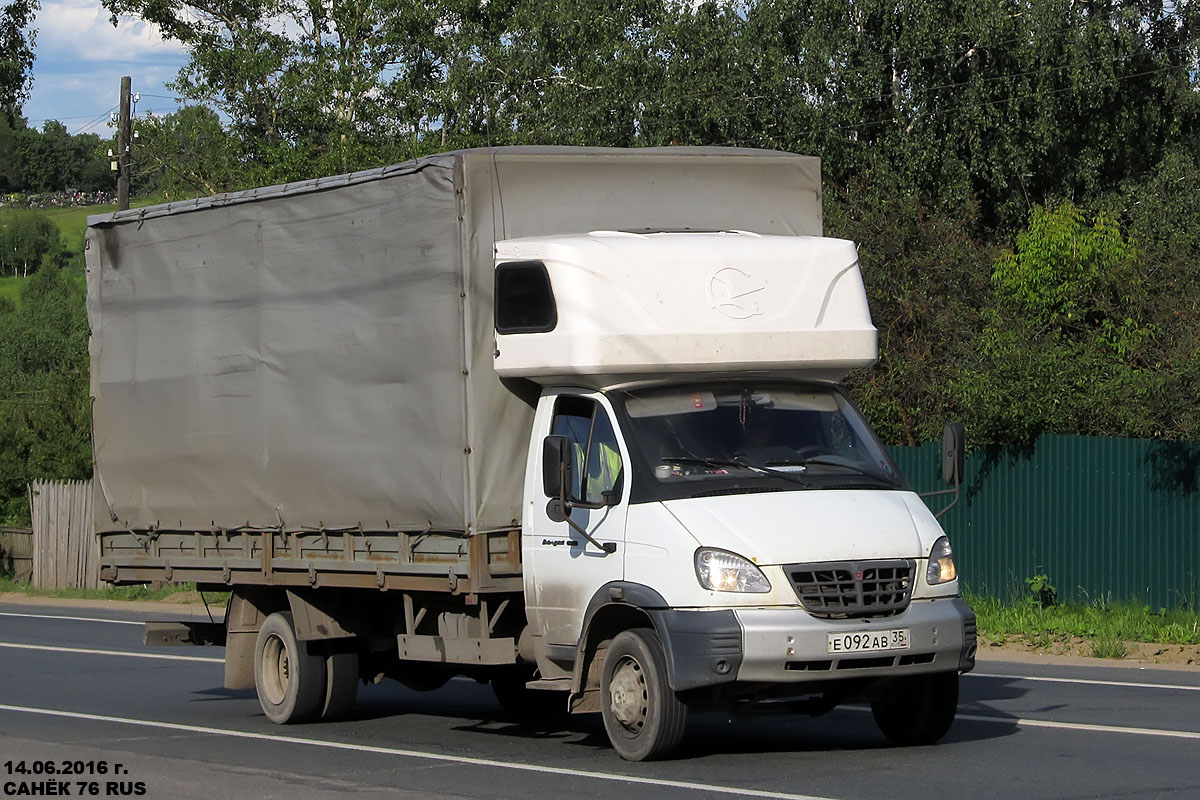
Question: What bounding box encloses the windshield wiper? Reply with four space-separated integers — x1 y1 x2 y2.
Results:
659 456 810 487
767 455 898 486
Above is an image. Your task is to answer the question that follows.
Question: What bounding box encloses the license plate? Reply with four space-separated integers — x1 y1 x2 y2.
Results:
826 628 910 654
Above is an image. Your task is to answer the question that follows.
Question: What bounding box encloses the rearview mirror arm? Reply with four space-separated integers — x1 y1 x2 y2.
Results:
555 461 617 555
562 511 618 555
919 484 960 520
919 421 964 519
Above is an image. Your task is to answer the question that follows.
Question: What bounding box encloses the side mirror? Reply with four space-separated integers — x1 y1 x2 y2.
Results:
542 435 573 499
942 422 965 486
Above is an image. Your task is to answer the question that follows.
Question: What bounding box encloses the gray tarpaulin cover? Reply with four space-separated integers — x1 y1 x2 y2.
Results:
86 147 823 535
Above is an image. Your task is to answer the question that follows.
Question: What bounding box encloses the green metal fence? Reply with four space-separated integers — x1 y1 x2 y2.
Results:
890 435 1200 609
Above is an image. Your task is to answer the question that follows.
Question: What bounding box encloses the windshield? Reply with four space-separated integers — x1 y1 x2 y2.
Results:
614 383 903 502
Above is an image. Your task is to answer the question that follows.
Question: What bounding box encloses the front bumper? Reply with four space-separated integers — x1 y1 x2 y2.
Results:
653 597 975 692
735 597 975 683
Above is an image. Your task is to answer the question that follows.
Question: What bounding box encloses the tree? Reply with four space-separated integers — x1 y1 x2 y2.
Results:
133 106 239 197
0 266 91 524
6 121 112 194
954 201 1166 444
0 114 20 190
1109 146 1200 440
992 202 1143 347
434 0 673 147
0 0 37 119
0 212 63 276
745 0 1200 232
828 169 993 446
101 0 451 182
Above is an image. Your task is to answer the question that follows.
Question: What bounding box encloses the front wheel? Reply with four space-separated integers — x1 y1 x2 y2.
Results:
601 628 688 761
254 611 327 724
871 671 959 746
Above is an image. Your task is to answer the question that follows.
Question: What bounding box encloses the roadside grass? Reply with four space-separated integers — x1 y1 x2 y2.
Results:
968 591 1200 657
0 575 227 606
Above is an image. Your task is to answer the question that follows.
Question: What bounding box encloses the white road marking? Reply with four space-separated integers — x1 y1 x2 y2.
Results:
970 673 1200 692
0 642 222 663
955 713 1200 740
0 611 143 626
0 704 840 800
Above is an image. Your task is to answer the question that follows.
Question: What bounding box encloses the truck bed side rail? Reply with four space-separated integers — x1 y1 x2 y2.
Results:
98 527 522 594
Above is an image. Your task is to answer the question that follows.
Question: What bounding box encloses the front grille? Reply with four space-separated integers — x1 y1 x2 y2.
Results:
785 652 936 671
785 559 915 618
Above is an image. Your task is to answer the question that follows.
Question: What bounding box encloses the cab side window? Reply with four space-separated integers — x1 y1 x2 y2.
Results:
551 397 623 506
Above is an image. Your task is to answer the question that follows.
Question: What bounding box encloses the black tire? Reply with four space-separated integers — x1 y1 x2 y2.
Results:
253 611 327 724
600 628 688 761
491 671 568 720
321 651 360 721
871 671 959 746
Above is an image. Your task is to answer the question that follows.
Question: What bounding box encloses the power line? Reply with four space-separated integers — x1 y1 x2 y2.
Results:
18 107 117 135
25 111 114 124
138 91 221 105
69 107 119 137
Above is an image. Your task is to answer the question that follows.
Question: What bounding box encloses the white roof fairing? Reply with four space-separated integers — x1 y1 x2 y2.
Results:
494 231 877 386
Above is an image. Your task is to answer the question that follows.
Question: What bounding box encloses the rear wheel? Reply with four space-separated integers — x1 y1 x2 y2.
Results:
254 611 326 724
321 650 360 721
601 629 688 761
871 671 959 745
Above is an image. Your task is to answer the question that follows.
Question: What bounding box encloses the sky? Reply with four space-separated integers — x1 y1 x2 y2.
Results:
23 0 188 135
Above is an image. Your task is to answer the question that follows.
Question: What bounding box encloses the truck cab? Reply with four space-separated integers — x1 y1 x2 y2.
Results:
496 231 976 760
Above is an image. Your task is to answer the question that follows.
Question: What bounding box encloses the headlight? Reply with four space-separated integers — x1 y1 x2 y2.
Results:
695 548 771 593
926 536 957 584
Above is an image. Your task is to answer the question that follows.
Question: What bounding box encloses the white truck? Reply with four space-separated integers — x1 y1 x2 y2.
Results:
86 146 975 761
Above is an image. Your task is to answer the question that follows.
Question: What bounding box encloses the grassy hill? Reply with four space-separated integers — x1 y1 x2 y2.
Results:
39 204 118 258
0 275 22 308
0 204 112 305
2 200 166 273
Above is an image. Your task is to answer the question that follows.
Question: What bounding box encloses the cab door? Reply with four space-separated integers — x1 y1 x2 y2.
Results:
524 390 629 648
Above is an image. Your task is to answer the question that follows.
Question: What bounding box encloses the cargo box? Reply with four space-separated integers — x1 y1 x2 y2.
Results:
86 147 823 536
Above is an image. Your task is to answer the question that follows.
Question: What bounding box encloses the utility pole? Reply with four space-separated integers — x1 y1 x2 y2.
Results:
117 76 131 211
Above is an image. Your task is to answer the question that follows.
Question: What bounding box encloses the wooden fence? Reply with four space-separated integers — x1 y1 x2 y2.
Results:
28 480 98 589
0 526 33 583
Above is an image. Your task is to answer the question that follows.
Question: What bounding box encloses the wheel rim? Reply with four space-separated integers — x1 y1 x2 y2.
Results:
608 654 648 734
260 632 289 706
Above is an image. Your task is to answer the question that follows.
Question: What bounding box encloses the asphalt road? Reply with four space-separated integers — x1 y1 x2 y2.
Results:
1 600 1198 800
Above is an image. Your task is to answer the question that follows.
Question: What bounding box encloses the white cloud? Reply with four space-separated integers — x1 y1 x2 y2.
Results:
24 0 190 130
38 0 186 62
